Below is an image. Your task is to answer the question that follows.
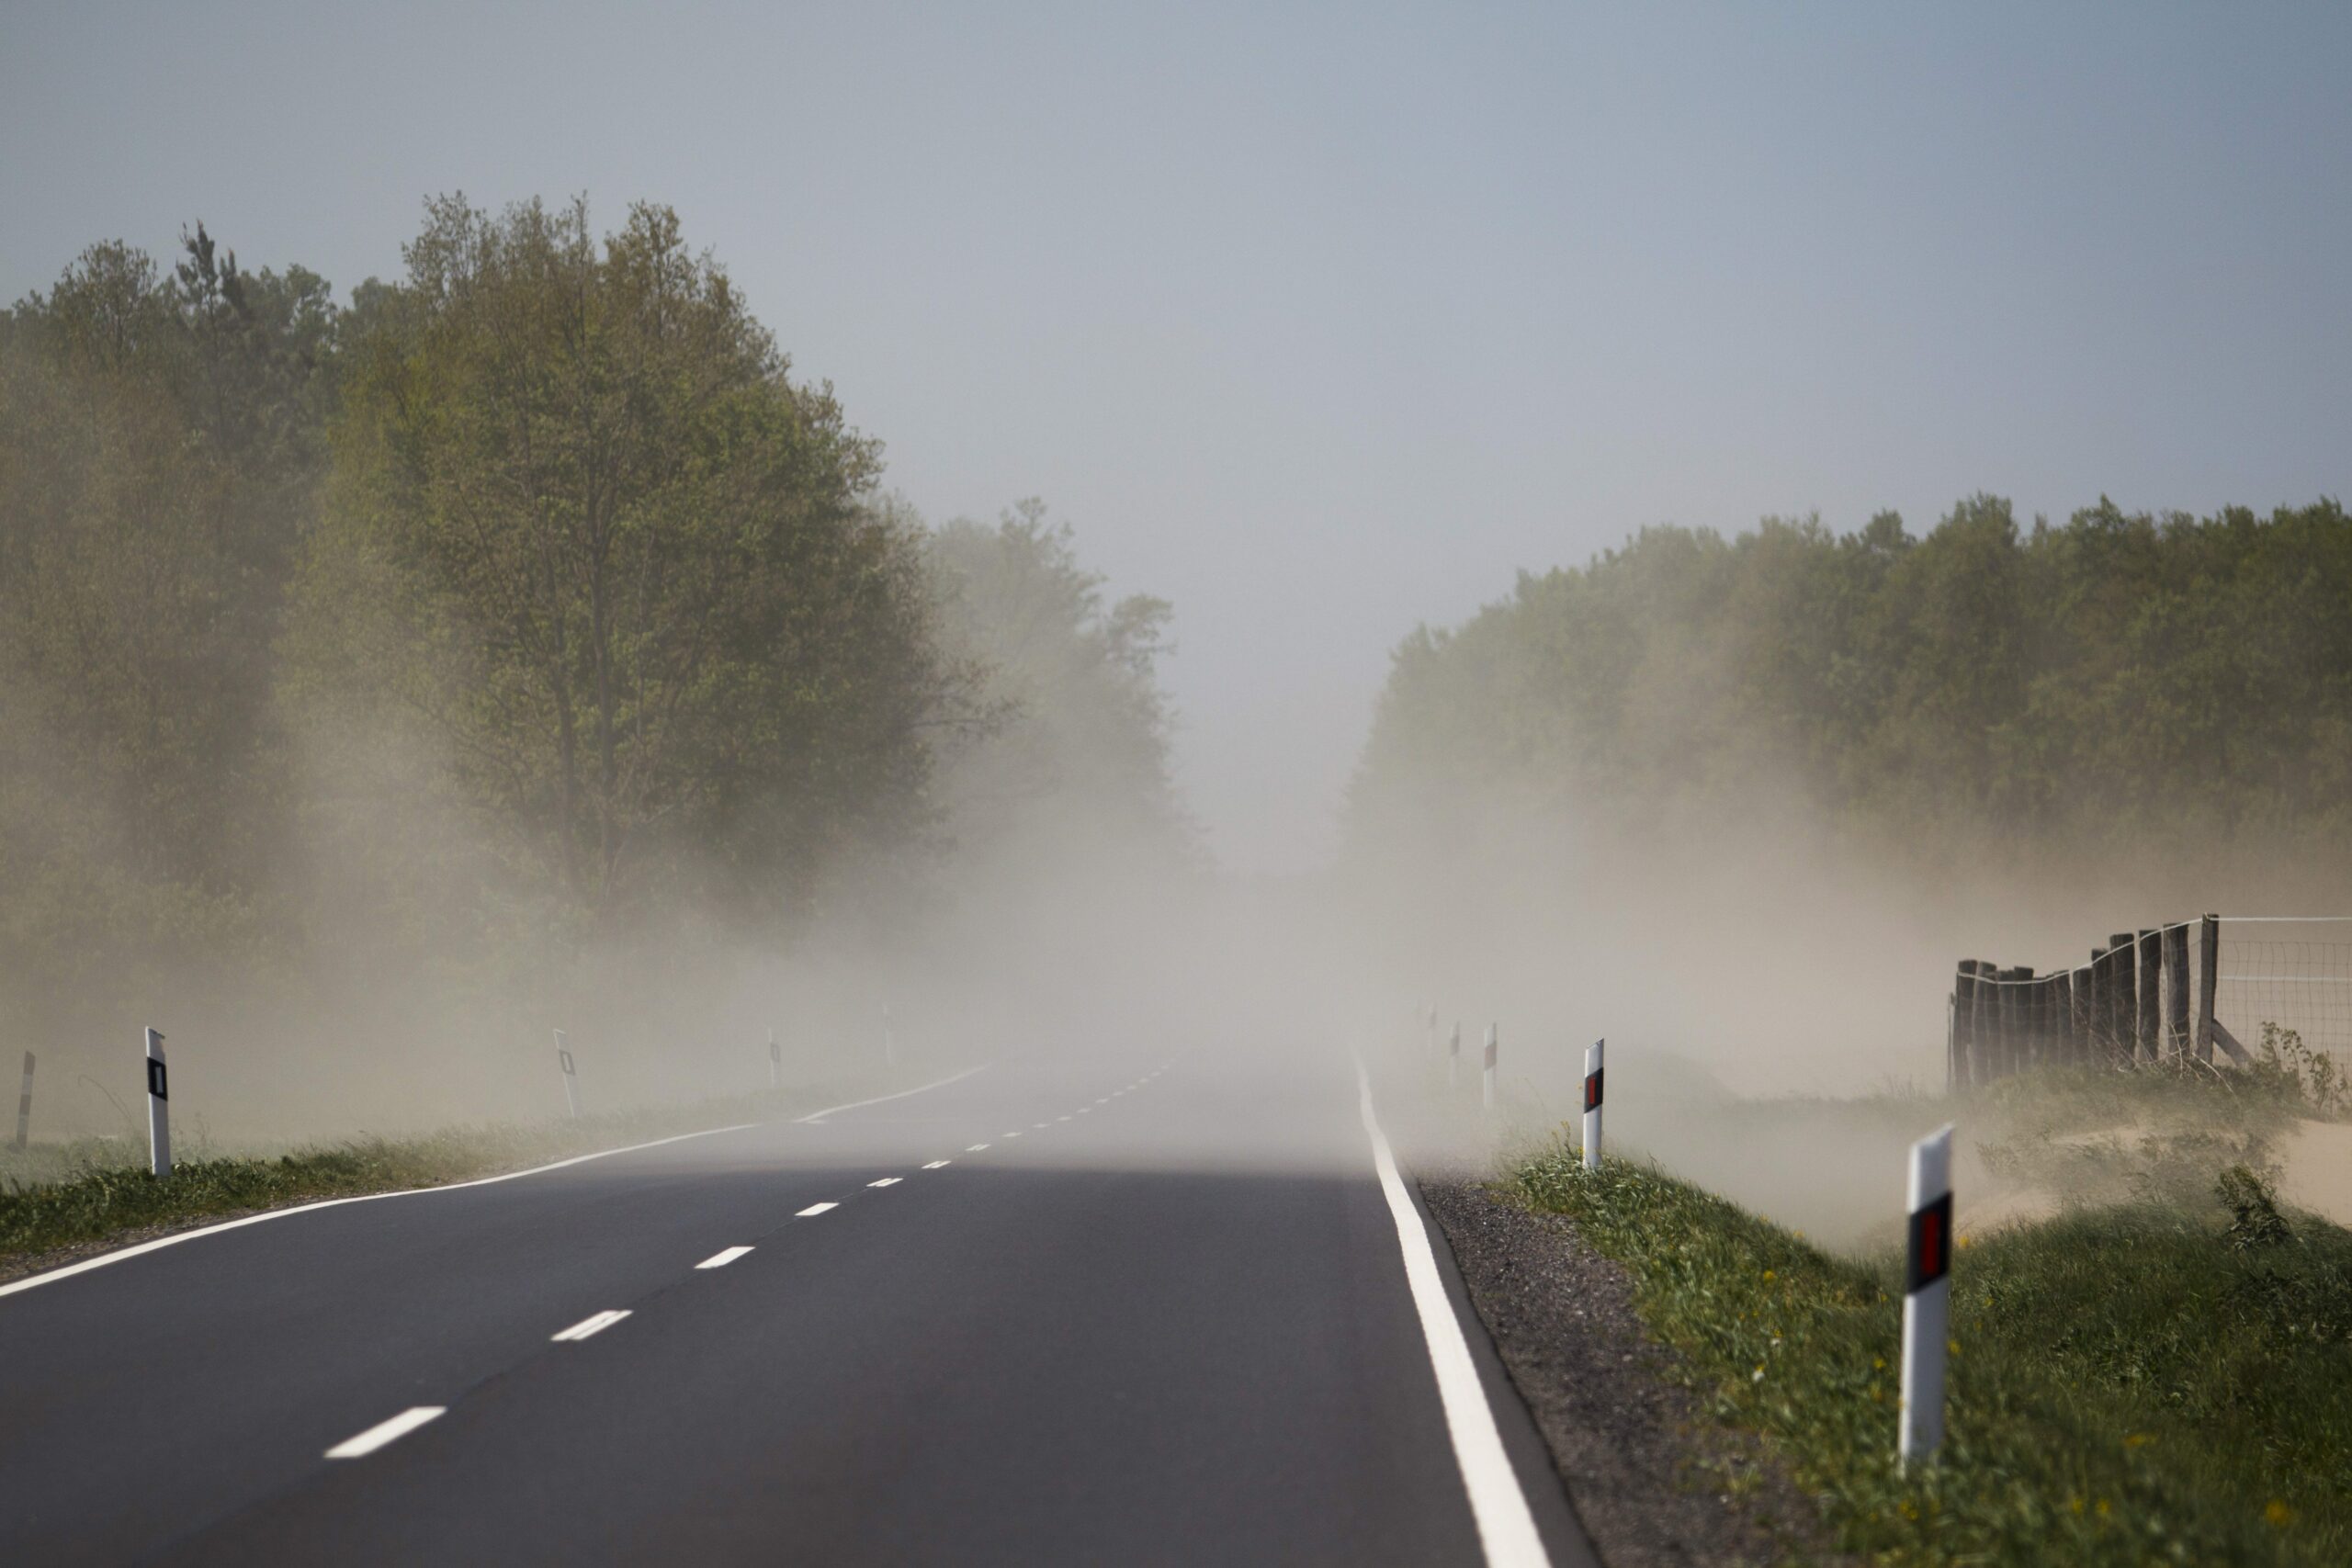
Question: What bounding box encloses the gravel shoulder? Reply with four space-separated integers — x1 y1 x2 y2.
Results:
1423 1178 1847 1568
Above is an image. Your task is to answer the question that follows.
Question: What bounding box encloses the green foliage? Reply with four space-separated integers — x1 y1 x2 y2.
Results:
924 498 1187 856
1 199 1172 1035
0 227 335 1004
300 197 967 923
1516 1145 2352 1565
1353 497 2352 867
2252 1024 2347 1116
2218 1164 2295 1252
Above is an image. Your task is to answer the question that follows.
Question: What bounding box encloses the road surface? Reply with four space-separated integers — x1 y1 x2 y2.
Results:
0 1056 1594 1565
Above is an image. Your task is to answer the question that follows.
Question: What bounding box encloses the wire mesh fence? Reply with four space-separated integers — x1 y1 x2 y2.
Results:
1945 915 2352 1087
2213 918 2352 1065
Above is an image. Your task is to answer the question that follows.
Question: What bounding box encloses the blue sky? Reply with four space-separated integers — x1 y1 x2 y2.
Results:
5 3 2346 870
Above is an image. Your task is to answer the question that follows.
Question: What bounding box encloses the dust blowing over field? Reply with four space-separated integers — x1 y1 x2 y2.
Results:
1334 503 2352 1233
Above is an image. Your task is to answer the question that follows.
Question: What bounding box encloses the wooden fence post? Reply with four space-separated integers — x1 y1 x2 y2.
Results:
2037 972 2058 1066
1978 968 1994 1077
2197 913 2219 1064
2107 934 2137 1067
1953 962 1981 1085
1990 969 2013 1077
2010 967 2037 1071
2164 922 2192 1059
2086 950 2109 1064
2135 930 2161 1064
2081 962 2100 1064
2060 968 2079 1066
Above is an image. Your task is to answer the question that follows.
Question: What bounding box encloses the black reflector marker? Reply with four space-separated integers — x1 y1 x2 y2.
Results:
555 1029 581 1120
143 1027 171 1177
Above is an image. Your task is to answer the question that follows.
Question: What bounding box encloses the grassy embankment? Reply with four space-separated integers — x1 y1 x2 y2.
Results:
0 1078 873 1276
1514 1032 2352 1566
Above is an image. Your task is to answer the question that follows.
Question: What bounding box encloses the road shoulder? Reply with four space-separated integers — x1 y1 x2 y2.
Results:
1421 1179 1848 1568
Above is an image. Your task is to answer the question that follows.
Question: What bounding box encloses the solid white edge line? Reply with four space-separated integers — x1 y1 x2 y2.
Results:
551 1308 631 1342
696 1246 754 1269
1357 1062 1551 1568
794 1066 989 1123
797 1201 838 1216
5 1063 998 1305
0 1121 761 1303
324 1404 447 1460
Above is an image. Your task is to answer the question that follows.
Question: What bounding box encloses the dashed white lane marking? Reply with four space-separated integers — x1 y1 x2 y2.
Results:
922 1160 951 1169
1057 1115 1072 1122
1076 1107 1091 1114
1357 1064 1550 1567
796 1065 989 1124
325 1406 446 1460
967 1143 991 1152
868 1177 901 1189
696 1247 754 1269
551 1309 632 1343
797 1201 838 1217
5 1062 1003 1304
1002 1131 1022 1139
1031 1122 1049 1130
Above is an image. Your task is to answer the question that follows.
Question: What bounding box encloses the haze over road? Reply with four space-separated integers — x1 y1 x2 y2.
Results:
0 1057 1589 1566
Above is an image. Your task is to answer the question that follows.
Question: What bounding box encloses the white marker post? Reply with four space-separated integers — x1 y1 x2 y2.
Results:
1482 1023 1498 1112
1447 1021 1460 1087
15 1050 33 1151
1582 1038 1604 1170
1900 1123 1955 1470
767 1027 782 1089
555 1029 581 1120
144 1028 170 1177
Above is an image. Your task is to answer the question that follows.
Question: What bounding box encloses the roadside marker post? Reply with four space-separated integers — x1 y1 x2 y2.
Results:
1582 1038 1604 1170
1482 1023 1498 1112
555 1030 581 1120
1900 1123 1955 1470
144 1028 170 1177
767 1028 781 1089
1448 1021 1460 1087
14 1050 31 1151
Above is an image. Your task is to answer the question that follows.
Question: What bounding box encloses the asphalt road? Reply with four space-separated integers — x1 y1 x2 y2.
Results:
0 1057 1596 1565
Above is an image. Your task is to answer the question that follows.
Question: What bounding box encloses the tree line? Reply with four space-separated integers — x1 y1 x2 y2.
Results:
0 197 1182 1022
1351 495 2352 873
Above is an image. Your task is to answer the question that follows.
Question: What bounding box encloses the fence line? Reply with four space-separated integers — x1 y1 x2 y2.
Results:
1946 913 2352 1087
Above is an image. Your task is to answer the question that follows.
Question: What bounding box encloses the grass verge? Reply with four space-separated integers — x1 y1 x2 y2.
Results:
1516 1142 2352 1565
0 1081 857 1276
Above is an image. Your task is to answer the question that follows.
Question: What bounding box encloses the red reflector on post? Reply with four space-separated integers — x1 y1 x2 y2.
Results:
1905 1191 1952 1292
